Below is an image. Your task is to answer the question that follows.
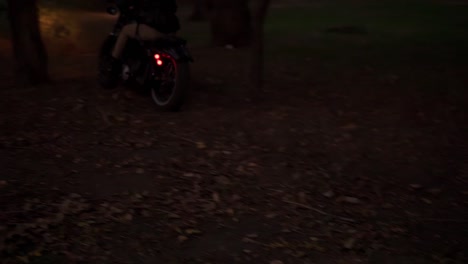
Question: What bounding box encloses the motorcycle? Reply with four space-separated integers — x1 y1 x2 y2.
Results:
98 1 193 111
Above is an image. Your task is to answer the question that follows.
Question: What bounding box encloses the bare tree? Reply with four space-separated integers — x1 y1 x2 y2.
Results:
205 0 271 93
206 0 252 47
6 0 49 85
189 0 207 21
248 0 271 95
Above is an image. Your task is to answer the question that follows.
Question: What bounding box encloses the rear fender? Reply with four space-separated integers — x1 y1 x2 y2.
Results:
156 43 194 63
153 37 193 62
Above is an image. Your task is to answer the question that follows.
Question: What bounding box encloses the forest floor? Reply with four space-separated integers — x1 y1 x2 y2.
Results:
0 1 467 263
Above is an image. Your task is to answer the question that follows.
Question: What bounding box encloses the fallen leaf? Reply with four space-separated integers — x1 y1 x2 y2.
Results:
322 190 335 198
293 173 301 180
16 256 29 263
30 249 42 257
141 210 150 217
122 213 133 222
72 104 84 112
343 237 356 250
196 141 206 149
135 143 145 148
115 116 126 122
340 196 361 204
390 227 407 234
169 213 181 219
298 192 307 203
111 207 123 213
0 180 8 188
236 165 245 173
216 176 231 185
265 213 277 219
178 235 188 242
185 229 202 235
248 162 258 167
136 168 145 174
77 222 88 227
421 198 432 204
341 123 358 130
382 203 394 209
173 226 182 233
183 172 195 177
69 193 81 199
23 203 32 211
270 260 284 264
426 188 441 195
242 237 255 243
213 192 221 203
204 202 216 211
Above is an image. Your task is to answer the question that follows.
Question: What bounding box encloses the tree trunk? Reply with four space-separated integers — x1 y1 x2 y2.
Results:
6 0 49 85
189 0 207 21
249 0 271 96
206 0 252 47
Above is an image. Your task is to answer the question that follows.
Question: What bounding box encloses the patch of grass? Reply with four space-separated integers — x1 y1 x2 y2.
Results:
179 21 211 47
264 0 468 72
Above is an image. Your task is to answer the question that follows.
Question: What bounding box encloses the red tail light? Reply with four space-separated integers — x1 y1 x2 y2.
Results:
154 54 163 66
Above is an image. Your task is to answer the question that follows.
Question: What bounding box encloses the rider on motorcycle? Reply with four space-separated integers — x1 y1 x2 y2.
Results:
107 0 180 85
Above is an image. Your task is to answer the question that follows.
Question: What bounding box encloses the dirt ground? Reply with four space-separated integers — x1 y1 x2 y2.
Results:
0 3 467 264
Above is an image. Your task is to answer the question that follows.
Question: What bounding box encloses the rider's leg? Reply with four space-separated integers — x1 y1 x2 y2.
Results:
111 23 133 59
103 24 136 88
104 23 163 89
111 23 163 59
136 23 164 40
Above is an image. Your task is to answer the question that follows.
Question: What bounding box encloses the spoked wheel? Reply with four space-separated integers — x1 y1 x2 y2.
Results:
150 54 189 112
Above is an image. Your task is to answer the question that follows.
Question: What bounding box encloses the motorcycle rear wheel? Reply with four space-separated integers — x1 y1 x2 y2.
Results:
150 58 190 112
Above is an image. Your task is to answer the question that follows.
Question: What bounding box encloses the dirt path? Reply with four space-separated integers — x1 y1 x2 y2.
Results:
0 48 466 263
